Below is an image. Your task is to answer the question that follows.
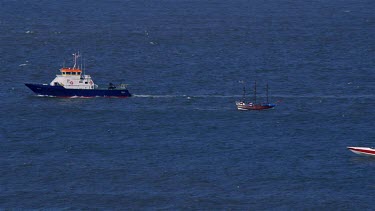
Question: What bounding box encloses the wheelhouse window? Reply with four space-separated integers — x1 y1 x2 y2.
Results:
66 72 71 75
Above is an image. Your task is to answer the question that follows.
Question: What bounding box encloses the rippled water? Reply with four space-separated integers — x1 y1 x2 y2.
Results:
1 0 375 209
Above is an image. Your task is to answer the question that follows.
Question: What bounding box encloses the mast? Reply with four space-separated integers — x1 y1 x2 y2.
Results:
266 82 269 103
72 53 76 69
242 82 246 101
80 54 86 79
72 52 80 69
254 80 257 103
80 53 83 70
239 80 246 102
83 57 86 76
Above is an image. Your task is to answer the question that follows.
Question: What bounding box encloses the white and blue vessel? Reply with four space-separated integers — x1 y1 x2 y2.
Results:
25 53 132 98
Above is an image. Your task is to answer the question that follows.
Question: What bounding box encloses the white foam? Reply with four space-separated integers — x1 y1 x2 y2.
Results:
133 94 375 100
134 94 181 98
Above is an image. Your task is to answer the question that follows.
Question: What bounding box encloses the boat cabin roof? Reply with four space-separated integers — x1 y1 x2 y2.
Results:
60 68 82 73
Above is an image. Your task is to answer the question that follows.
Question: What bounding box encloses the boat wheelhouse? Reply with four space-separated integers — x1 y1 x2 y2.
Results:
51 67 95 90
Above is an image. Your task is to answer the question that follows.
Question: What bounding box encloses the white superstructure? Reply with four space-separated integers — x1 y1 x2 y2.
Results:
49 53 96 89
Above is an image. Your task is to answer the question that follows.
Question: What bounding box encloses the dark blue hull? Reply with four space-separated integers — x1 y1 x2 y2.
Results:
25 83 132 98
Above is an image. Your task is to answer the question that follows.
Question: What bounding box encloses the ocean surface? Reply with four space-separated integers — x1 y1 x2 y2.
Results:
0 0 374 209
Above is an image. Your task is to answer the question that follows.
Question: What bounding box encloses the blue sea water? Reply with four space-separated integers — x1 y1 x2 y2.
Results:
0 0 375 209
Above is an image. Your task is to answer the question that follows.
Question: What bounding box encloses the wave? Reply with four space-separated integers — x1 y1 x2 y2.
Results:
273 94 375 99
31 93 375 100
134 94 241 99
133 94 186 98
133 94 375 99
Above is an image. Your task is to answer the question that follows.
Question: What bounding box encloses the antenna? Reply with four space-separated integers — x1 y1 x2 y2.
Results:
80 52 83 70
72 52 80 69
72 53 76 69
83 57 86 76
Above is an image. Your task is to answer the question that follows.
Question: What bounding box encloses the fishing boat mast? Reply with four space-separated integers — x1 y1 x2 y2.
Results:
240 81 246 101
242 85 246 101
254 80 257 104
266 82 269 103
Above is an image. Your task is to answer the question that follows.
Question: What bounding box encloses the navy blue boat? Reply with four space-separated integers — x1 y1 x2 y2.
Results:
25 53 132 98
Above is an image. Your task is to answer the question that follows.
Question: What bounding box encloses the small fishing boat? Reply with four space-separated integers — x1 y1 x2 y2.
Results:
235 81 276 111
25 53 132 98
347 147 375 156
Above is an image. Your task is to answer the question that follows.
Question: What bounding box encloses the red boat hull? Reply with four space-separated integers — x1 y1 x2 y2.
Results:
347 147 375 156
236 102 275 111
